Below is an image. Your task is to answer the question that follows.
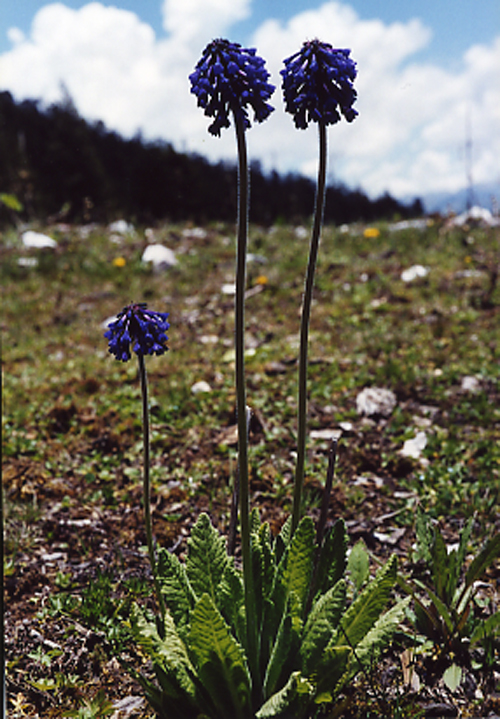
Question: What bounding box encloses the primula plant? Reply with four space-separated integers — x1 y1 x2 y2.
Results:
100 39 407 718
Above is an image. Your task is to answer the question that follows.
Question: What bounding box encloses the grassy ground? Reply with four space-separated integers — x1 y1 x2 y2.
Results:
2 218 500 717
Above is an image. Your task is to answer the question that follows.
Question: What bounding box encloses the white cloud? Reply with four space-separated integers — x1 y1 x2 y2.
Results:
161 0 251 43
0 1 498 201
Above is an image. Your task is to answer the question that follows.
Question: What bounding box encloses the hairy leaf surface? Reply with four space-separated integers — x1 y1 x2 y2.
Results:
283 516 315 620
301 580 346 675
189 593 251 719
256 671 314 719
337 554 397 648
157 548 196 635
129 605 198 709
314 518 348 597
186 513 229 603
340 596 410 686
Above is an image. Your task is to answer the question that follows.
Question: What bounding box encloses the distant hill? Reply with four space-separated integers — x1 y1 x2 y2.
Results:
420 182 500 215
0 91 423 226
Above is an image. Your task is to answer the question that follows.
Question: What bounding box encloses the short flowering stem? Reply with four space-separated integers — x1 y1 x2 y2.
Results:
234 111 260 698
137 353 165 622
292 121 328 536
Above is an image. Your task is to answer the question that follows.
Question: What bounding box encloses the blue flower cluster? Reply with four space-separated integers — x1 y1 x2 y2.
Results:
104 303 169 362
189 38 275 136
281 40 358 129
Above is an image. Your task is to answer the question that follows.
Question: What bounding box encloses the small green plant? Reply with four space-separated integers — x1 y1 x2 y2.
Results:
127 512 408 718
400 507 500 685
64 690 114 718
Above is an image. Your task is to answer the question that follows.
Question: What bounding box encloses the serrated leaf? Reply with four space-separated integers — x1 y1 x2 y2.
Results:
314 518 348 597
256 671 314 719
301 580 346 676
415 506 434 563
340 596 411 687
337 554 398 648
275 516 292 563
186 513 229 604
263 611 293 699
250 507 261 534
283 516 315 619
258 521 276 598
189 594 251 719
218 560 246 646
129 604 198 710
465 533 500 589
157 548 196 635
315 644 351 696
347 539 370 594
251 521 276 640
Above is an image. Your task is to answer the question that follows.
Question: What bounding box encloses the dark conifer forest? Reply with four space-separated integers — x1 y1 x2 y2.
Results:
0 91 422 225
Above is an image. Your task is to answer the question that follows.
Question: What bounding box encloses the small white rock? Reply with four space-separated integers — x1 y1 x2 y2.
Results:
109 219 133 234
310 428 342 441
21 231 57 249
461 375 481 393
401 264 429 283
338 421 354 432
191 380 212 394
182 227 207 239
142 244 177 269
400 431 427 459
356 387 397 417
17 257 38 267
294 226 309 240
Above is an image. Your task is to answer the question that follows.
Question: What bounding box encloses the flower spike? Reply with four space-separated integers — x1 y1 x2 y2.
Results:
281 39 358 129
104 303 169 362
189 38 275 136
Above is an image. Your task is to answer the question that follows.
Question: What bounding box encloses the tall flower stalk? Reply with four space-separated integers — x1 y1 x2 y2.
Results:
104 302 170 618
281 40 358 535
190 38 274 696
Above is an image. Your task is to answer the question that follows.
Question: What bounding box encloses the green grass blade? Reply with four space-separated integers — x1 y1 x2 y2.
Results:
470 610 500 645
431 528 449 601
465 533 500 588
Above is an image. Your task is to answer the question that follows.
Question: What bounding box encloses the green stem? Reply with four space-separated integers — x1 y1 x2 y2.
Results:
292 121 328 536
233 113 260 700
138 353 165 623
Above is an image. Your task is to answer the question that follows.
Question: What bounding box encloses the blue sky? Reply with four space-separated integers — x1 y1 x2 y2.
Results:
1 1 499 201
2 0 498 63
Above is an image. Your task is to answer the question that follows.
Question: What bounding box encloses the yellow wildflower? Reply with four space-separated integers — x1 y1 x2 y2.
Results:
363 227 380 239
